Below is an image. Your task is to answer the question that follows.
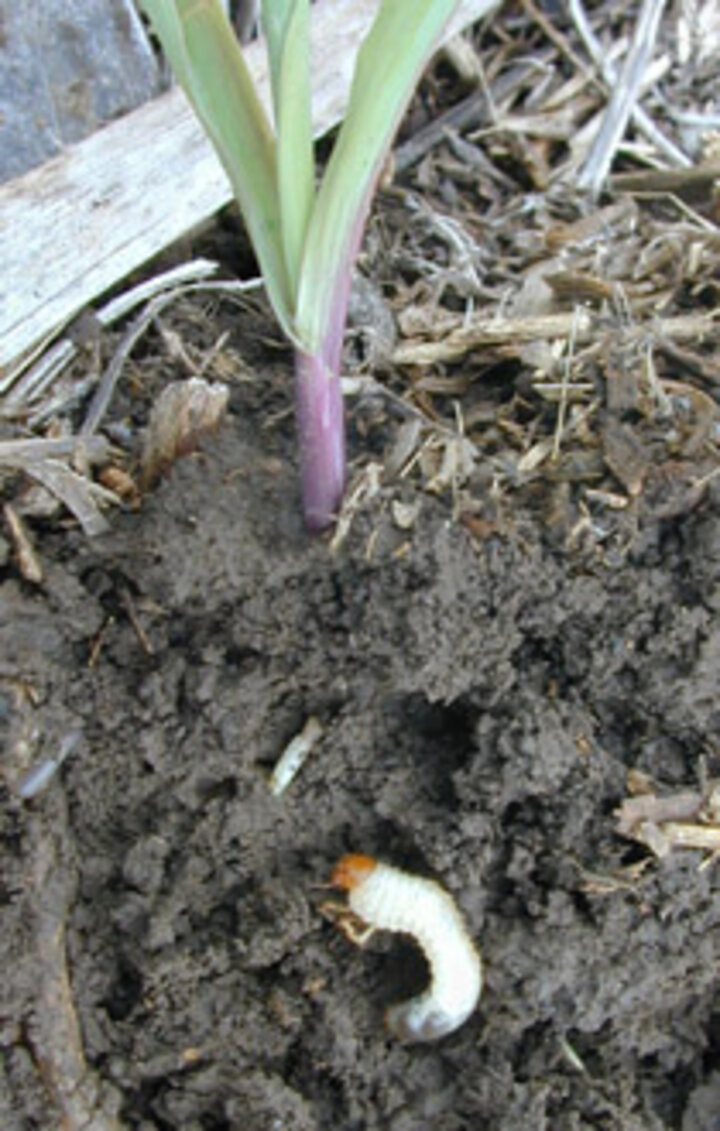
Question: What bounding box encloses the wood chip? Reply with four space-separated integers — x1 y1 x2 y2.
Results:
602 419 648 496
4 503 43 583
141 378 229 489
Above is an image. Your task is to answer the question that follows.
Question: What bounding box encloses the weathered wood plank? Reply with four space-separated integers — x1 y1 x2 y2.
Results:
0 0 497 377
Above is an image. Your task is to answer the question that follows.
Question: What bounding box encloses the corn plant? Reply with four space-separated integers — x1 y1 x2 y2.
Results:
141 0 459 529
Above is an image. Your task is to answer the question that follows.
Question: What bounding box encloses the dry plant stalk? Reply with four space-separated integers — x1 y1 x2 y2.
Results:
616 779 720 859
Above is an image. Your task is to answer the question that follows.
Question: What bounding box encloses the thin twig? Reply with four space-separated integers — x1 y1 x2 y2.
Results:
568 0 690 170
394 91 489 173
522 0 600 91
0 434 109 465
1 259 221 407
81 279 261 437
569 0 687 169
577 0 671 195
552 306 582 460
26 796 122 1129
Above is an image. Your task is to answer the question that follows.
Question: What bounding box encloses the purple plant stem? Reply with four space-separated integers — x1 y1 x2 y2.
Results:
294 348 346 531
293 256 356 531
293 190 377 530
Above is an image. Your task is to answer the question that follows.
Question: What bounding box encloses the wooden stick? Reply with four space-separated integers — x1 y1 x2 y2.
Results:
392 311 720 367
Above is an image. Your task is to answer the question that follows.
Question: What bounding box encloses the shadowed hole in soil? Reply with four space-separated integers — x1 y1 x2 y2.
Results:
382 692 477 800
104 955 144 1022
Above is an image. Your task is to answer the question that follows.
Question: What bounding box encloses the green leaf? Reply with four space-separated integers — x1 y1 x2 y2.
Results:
261 0 315 300
295 0 458 353
141 0 294 335
261 0 300 111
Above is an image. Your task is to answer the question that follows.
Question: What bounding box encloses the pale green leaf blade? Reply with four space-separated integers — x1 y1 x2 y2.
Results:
262 0 315 299
296 0 458 354
261 0 296 103
141 0 293 334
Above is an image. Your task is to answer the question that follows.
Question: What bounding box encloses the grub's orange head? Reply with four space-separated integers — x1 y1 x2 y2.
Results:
330 853 378 891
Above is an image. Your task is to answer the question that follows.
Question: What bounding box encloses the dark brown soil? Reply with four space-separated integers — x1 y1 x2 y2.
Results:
4 3 720 1121
2 351 720 1130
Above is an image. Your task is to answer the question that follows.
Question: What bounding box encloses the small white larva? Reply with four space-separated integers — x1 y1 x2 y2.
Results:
329 854 482 1043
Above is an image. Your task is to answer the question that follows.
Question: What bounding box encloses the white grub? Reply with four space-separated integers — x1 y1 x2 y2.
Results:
268 717 323 796
329 855 482 1042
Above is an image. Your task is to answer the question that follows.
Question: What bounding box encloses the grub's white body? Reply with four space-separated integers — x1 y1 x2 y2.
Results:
348 862 482 1042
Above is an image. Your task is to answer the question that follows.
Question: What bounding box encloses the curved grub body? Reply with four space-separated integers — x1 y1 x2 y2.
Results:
329 854 482 1042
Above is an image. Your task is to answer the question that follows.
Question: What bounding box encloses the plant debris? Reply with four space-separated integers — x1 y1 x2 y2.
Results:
1 3 718 558
4 503 43 584
141 377 229 489
616 779 720 860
